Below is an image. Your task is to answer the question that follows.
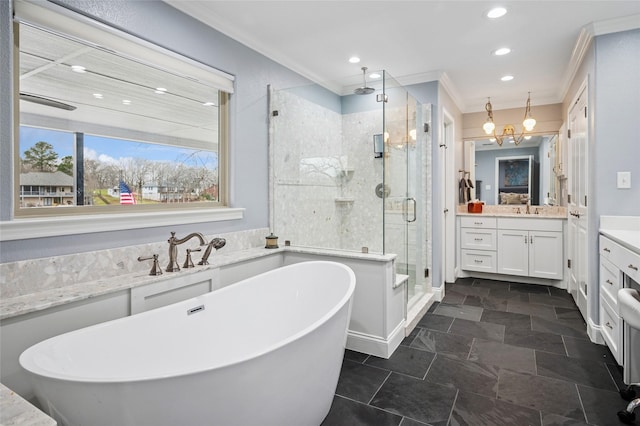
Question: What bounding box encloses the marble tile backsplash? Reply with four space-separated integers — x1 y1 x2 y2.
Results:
0 228 269 299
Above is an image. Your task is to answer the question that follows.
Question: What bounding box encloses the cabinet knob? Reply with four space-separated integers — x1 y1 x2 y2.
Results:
605 322 613 330
474 259 483 263
474 222 483 225
606 279 614 286
603 248 611 253
474 238 483 241
629 264 639 271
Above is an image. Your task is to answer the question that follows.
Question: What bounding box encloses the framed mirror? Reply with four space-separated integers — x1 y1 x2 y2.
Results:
463 133 560 206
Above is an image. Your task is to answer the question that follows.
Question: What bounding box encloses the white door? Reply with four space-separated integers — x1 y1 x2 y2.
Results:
497 229 529 277
568 85 589 318
529 231 563 279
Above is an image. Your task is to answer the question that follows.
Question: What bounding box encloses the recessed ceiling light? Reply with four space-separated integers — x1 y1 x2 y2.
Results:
122 99 132 105
71 65 86 73
154 87 168 94
369 73 381 79
487 7 507 19
93 93 103 99
501 75 514 81
493 47 511 56
202 101 216 106
348 56 360 64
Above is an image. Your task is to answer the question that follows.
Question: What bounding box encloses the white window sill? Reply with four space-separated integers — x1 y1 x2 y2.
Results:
0 208 245 241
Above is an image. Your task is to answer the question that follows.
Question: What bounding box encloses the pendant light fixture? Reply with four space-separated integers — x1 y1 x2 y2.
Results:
482 92 536 146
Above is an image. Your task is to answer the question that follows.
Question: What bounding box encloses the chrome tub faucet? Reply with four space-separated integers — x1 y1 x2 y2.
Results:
167 232 207 272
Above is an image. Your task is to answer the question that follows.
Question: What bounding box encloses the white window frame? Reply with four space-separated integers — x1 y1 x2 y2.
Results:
1 0 243 241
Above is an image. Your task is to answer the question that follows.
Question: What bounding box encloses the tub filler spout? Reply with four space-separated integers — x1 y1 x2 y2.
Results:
198 238 226 265
166 232 207 272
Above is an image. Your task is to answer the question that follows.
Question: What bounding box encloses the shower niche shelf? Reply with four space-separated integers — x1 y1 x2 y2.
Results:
334 197 355 204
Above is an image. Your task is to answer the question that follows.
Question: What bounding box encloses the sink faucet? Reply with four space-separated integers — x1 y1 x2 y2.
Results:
526 201 531 215
166 232 207 272
198 237 226 265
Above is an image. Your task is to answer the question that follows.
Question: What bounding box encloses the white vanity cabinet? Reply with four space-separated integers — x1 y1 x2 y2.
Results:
497 219 564 279
459 216 564 280
460 217 498 273
598 233 640 365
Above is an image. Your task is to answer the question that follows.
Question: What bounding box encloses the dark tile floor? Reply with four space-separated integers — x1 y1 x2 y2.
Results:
321 278 634 426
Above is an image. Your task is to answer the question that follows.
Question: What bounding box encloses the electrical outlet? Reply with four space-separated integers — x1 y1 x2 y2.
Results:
617 171 631 189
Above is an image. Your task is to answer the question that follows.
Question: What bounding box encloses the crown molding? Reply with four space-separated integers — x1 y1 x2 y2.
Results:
437 72 466 113
559 14 640 104
395 70 443 87
559 27 594 105
592 13 640 36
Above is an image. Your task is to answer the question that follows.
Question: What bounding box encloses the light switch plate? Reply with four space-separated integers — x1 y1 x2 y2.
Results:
617 171 631 189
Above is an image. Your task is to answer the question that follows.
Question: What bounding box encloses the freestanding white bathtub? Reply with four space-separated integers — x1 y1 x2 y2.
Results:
20 261 356 426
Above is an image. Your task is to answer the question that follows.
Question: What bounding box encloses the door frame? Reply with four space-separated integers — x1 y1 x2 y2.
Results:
442 108 456 284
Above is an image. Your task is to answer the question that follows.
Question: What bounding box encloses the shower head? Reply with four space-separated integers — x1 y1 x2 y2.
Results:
354 67 375 95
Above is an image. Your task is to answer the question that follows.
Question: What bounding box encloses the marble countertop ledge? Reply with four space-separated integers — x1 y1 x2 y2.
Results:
0 246 395 321
457 212 567 219
600 215 640 255
456 205 567 219
0 383 56 426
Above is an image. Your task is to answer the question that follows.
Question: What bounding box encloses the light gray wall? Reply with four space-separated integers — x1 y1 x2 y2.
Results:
562 28 640 328
591 29 640 325
1 0 313 262
594 29 640 216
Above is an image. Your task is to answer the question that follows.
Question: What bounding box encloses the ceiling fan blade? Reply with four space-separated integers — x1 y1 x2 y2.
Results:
19 93 77 111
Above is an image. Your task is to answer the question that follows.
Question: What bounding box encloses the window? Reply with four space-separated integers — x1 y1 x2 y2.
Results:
14 2 232 218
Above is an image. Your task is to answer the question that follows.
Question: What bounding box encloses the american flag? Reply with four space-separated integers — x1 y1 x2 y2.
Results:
119 180 136 204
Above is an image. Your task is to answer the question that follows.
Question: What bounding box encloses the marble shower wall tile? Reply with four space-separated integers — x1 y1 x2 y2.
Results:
0 228 268 298
271 89 343 248
271 87 425 257
341 108 384 253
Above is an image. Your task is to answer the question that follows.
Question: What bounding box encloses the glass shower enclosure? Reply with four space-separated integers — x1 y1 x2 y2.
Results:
268 70 432 322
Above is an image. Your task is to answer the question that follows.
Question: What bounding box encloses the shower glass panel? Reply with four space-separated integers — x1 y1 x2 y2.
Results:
269 73 432 316
269 83 383 252
381 72 428 310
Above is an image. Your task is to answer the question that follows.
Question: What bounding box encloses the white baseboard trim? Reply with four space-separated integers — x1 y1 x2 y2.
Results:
432 285 445 302
406 293 437 335
346 321 405 359
587 318 604 344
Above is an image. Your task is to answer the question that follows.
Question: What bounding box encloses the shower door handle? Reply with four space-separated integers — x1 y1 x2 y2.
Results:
405 197 416 223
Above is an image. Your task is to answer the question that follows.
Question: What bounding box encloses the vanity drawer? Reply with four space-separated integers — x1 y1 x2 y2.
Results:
461 229 497 250
460 216 497 229
599 235 617 261
600 297 622 365
599 257 621 313
618 244 640 283
461 249 497 273
600 235 640 283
